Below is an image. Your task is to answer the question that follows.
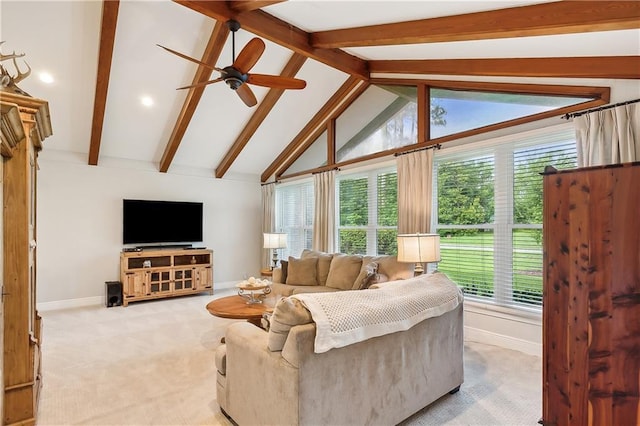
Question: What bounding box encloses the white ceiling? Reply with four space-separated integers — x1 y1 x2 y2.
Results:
2 1 639 179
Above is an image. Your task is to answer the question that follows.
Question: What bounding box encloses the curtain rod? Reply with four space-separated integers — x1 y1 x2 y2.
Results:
312 167 340 175
394 143 442 157
260 181 278 187
562 98 640 120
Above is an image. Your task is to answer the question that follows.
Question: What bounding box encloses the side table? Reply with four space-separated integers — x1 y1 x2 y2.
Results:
206 295 273 327
260 268 273 278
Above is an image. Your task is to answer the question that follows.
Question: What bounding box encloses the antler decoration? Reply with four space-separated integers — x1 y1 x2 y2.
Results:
1 41 32 96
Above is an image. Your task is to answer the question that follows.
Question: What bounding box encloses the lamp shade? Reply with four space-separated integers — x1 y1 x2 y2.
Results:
397 233 441 263
263 233 287 249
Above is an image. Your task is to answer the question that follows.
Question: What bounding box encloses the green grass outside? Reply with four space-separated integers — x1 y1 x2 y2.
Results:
438 229 543 305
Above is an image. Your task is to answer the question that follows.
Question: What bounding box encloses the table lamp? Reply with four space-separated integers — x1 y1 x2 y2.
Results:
397 233 441 275
263 232 287 270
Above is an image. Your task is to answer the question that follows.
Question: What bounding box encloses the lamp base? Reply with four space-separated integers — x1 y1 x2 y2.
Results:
414 263 425 276
271 251 279 270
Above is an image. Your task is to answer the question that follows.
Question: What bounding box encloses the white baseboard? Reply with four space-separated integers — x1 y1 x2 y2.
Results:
37 296 103 311
37 281 239 312
464 325 541 357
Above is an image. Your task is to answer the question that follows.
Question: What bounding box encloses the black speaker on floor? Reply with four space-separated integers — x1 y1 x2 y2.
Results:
105 281 123 307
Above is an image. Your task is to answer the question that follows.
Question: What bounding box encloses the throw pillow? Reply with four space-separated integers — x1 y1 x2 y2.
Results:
368 273 389 288
280 260 289 283
267 297 313 352
301 249 333 286
286 256 318 286
353 261 379 290
374 255 414 281
351 256 376 290
325 254 363 290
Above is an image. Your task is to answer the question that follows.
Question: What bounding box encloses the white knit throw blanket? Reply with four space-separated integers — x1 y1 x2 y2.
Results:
291 272 463 353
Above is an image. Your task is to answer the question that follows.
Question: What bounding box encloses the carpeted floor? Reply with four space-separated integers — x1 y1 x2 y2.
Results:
37 289 541 425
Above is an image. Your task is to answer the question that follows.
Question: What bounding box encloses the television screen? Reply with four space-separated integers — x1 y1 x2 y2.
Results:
123 199 203 245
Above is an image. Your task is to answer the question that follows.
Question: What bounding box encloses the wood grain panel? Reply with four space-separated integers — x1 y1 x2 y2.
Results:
543 171 571 425
608 166 640 424
542 163 640 426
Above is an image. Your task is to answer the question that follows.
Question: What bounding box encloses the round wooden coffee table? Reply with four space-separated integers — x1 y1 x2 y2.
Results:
206 295 272 327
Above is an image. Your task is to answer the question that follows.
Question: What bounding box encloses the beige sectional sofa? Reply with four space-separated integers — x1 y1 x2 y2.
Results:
271 249 414 296
215 272 464 425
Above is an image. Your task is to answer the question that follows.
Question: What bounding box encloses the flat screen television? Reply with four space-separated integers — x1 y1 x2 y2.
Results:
123 199 203 245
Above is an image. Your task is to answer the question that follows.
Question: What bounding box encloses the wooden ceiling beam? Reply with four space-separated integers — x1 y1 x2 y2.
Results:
159 20 229 173
311 1 640 48
174 0 369 79
214 53 307 178
228 1 285 13
370 56 640 80
260 76 366 182
88 0 120 166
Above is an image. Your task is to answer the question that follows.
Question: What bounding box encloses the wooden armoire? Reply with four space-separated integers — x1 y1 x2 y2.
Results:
542 162 640 426
1 92 52 425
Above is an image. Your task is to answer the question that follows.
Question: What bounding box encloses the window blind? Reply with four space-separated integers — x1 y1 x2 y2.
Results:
275 179 314 259
434 125 577 309
337 167 397 255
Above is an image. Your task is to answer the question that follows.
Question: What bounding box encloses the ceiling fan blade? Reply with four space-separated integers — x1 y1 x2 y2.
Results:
233 38 265 74
236 84 258 107
176 77 224 90
157 44 223 72
247 74 307 90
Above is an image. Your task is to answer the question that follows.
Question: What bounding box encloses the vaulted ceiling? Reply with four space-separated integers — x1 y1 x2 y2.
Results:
2 1 639 182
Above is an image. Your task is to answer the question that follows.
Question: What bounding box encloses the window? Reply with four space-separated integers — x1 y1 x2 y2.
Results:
336 85 417 162
434 124 577 309
430 88 591 139
337 167 398 255
275 180 314 259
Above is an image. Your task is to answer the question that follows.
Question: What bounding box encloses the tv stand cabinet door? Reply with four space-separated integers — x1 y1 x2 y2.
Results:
195 266 213 292
173 268 195 292
123 272 146 302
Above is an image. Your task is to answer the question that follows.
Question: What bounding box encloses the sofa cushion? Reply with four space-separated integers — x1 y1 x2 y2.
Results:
325 254 363 290
279 260 289 283
352 261 379 290
365 255 414 281
292 286 339 294
301 249 333 286
268 297 313 351
286 256 318 286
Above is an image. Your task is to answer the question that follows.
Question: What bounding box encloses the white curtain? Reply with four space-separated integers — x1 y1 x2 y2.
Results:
397 149 434 234
575 103 640 167
261 183 276 269
312 170 335 252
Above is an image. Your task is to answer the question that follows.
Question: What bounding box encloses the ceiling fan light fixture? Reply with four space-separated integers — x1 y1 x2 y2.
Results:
226 77 243 90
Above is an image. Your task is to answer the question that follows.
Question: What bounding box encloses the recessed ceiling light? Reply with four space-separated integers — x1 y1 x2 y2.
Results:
140 96 154 107
39 72 54 84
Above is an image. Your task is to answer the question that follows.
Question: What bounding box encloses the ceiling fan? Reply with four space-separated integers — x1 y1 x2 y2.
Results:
158 20 306 107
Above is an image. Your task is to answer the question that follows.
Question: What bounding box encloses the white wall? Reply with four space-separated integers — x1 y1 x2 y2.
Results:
36 151 262 305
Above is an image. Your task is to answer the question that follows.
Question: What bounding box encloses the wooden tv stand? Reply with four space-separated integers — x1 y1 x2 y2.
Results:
119 248 213 306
